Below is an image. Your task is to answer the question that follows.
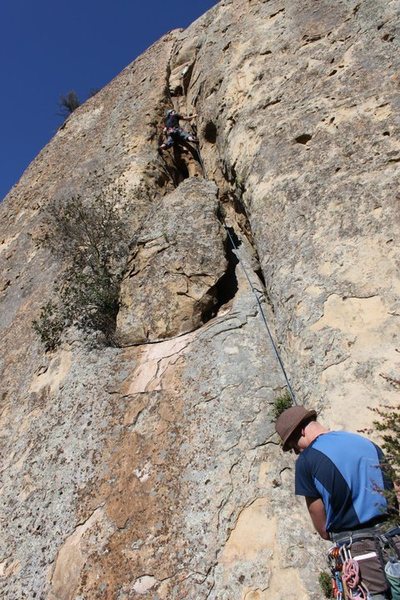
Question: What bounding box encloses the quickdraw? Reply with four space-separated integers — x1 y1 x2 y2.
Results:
328 542 370 600
328 545 345 600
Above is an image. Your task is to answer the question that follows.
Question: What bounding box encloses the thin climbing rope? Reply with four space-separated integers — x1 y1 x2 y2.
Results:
224 225 297 405
187 117 296 404
342 558 369 599
159 107 296 403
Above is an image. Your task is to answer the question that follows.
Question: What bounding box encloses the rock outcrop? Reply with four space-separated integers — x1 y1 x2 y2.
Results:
116 178 229 344
1 1 399 598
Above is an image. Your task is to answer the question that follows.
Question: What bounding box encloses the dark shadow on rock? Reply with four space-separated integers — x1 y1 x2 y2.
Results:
200 227 239 322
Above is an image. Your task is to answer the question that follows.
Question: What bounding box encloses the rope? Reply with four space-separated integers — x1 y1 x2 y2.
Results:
339 543 370 600
195 147 206 177
342 558 369 599
160 101 296 403
224 225 297 405
185 118 296 404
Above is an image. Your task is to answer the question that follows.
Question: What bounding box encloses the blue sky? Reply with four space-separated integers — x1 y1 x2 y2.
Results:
0 0 217 201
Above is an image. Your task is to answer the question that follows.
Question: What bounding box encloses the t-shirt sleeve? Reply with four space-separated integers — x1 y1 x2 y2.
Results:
295 455 320 498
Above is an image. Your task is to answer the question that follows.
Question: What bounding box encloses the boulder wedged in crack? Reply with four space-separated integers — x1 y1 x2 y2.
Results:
116 177 229 345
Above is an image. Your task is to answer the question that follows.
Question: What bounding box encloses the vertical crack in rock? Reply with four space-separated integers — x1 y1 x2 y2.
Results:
200 229 239 323
156 35 204 184
218 190 269 295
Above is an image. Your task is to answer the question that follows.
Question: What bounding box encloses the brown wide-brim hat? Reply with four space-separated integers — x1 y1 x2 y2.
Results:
275 406 317 451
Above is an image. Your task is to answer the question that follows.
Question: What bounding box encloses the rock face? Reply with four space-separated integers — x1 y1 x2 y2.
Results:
116 178 229 344
1 1 399 599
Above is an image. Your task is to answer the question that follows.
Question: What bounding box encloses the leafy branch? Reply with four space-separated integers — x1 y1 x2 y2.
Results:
33 186 130 350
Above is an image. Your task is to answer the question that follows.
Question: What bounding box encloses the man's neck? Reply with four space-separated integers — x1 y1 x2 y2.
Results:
305 422 329 446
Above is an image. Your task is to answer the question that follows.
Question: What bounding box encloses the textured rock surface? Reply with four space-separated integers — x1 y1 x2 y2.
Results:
1 1 400 598
188 0 400 427
116 178 228 344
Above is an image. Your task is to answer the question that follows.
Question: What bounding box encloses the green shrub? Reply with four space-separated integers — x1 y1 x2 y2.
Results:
272 389 293 419
33 188 129 349
58 90 80 117
371 399 400 520
32 301 64 351
318 571 333 598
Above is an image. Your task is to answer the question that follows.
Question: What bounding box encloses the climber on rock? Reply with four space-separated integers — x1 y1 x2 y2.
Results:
158 109 198 151
275 405 400 600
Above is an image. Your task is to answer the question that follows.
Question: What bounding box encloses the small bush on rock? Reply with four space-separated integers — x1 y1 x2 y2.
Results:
32 301 64 351
272 389 293 419
318 571 333 598
58 90 80 117
371 399 400 520
33 188 129 349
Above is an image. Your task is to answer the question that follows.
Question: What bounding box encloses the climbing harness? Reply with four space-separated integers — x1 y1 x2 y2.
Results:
161 132 205 177
326 526 400 599
327 543 370 599
224 226 297 405
383 527 400 599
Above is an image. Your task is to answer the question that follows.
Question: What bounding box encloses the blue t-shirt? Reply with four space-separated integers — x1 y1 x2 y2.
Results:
295 431 390 532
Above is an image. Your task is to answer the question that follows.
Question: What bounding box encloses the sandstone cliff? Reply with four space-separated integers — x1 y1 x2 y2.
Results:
1 1 399 598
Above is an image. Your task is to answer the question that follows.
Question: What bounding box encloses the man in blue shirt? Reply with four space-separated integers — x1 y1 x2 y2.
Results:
275 405 398 599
